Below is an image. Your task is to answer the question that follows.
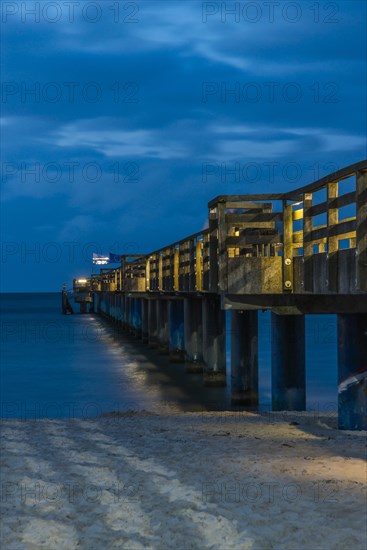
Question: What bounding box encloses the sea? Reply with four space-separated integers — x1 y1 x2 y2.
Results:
0 293 338 419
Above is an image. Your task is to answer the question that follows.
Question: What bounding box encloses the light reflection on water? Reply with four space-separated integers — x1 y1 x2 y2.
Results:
0 293 337 418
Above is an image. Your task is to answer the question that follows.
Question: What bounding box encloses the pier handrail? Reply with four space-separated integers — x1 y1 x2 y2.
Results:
82 161 367 295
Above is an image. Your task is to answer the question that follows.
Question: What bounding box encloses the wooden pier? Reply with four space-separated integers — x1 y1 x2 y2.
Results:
72 161 367 430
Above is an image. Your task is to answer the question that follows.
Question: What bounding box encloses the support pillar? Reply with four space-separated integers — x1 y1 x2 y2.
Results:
135 298 142 339
117 295 122 325
202 297 226 386
271 313 306 411
133 298 142 339
148 299 158 347
231 310 258 406
184 298 204 372
337 313 367 430
121 295 126 330
168 300 185 362
113 294 118 322
157 300 169 353
129 298 136 335
142 299 149 343
124 297 131 332
89 294 95 314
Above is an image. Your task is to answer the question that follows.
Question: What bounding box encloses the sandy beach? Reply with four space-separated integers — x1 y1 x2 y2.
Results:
1 410 366 549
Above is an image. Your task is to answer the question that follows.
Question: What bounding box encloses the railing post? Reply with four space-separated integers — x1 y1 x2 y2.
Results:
158 253 163 291
145 258 150 291
283 201 294 291
195 239 203 291
209 206 219 292
327 181 339 292
356 170 367 291
173 248 179 291
303 193 313 292
217 202 227 292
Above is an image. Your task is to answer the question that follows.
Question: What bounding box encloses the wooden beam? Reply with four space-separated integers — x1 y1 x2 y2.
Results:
303 193 313 291
356 170 367 291
283 202 294 291
196 240 203 291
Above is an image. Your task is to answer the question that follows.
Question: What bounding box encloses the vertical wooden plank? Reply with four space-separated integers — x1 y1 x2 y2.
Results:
327 181 339 292
303 192 313 292
196 239 203 291
174 247 179 291
184 240 189 291
217 201 228 292
189 238 196 291
115 269 118 291
356 170 367 291
145 258 150 291
283 201 294 291
158 252 163 291
209 205 219 292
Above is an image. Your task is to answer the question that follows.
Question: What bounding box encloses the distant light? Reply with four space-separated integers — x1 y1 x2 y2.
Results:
77 278 87 283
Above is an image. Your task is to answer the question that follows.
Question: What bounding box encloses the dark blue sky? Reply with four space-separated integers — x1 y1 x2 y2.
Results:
1 0 366 291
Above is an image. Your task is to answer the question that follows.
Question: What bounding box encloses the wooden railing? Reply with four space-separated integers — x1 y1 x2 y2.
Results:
80 160 367 296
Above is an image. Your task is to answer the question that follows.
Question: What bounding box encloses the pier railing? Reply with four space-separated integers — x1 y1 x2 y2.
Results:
71 160 367 430
81 160 367 297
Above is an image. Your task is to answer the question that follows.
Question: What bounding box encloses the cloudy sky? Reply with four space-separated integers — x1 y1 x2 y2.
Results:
1 0 366 291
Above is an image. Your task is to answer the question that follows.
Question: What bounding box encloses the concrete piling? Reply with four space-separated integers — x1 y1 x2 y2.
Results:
271 313 306 411
184 298 204 373
148 299 158 348
337 313 367 430
141 298 149 343
168 300 185 362
157 300 169 353
231 310 258 406
202 297 226 386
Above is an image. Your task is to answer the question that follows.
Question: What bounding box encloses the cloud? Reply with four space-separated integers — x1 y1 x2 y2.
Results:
51 121 188 159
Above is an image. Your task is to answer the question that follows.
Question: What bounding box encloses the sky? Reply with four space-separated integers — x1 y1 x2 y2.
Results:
1 0 366 291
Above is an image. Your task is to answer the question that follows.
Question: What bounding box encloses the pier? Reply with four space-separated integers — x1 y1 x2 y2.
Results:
72 161 367 430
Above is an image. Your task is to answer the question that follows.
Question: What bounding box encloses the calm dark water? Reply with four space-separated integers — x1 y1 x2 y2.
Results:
0 293 337 418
